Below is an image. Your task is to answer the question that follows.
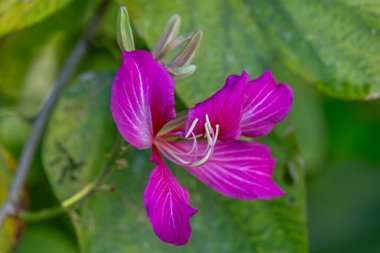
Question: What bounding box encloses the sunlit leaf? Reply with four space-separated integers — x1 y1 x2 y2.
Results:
0 0 72 36
0 0 100 109
124 0 380 101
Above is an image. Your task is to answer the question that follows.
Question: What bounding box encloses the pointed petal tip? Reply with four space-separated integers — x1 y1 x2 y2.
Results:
240 70 250 79
261 69 274 79
240 70 294 138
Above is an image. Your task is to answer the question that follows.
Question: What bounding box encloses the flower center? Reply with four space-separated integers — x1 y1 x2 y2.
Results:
156 114 219 167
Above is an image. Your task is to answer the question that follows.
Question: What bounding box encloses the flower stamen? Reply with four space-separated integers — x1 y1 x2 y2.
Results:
204 122 213 146
156 114 220 168
185 118 199 139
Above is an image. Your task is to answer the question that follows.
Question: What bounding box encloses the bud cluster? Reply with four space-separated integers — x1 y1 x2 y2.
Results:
117 6 202 79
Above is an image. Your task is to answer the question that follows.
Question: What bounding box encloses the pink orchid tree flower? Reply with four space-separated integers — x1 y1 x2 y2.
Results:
110 50 293 246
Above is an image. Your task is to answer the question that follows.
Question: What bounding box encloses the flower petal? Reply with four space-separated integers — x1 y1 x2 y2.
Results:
163 140 284 200
144 151 197 246
185 72 249 140
110 50 176 149
240 71 293 138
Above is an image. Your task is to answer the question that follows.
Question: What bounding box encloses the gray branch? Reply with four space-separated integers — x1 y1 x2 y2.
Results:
0 0 111 227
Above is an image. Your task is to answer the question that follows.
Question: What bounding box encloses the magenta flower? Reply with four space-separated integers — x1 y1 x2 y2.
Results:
110 50 293 246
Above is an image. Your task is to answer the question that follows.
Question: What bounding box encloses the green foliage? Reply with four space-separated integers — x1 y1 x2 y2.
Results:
0 111 30 155
308 164 380 253
42 73 307 252
43 72 118 200
0 0 72 36
0 0 100 108
1 0 380 252
124 0 380 102
16 223 79 253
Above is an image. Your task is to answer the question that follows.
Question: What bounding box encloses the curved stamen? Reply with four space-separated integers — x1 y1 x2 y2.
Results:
190 147 214 167
204 122 213 146
180 132 198 155
205 114 214 136
156 114 220 168
157 141 191 165
185 118 198 139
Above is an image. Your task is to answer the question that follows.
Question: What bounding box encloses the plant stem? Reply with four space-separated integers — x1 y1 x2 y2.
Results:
19 137 127 222
0 0 111 228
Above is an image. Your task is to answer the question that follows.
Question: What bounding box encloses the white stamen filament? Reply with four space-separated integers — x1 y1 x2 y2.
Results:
156 113 219 168
182 132 198 155
204 122 213 146
213 125 220 145
158 141 191 165
205 114 214 135
185 118 199 139
190 147 214 167
187 133 203 140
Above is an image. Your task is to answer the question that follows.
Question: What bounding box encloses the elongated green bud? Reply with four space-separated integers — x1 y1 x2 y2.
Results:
153 14 181 58
168 30 202 68
168 65 197 79
156 32 193 60
117 6 135 52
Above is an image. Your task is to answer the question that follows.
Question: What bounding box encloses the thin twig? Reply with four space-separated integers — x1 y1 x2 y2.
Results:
0 0 111 228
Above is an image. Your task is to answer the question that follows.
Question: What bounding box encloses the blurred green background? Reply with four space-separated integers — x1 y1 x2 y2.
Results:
1 0 380 252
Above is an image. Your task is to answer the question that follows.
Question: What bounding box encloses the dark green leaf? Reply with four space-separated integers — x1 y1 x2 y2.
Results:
16 223 79 253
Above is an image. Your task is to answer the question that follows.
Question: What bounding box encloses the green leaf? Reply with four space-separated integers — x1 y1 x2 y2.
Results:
308 164 380 253
0 146 25 253
0 109 31 155
16 223 79 253
0 0 72 36
0 0 100 109
124 0 380 101
269 68 327 174
43 72 307 252
42 72 118 200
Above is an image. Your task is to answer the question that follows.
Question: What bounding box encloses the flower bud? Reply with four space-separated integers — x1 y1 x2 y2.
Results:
168 65 197 79
152 14 181 58
117 6 135 52
168 30 202 68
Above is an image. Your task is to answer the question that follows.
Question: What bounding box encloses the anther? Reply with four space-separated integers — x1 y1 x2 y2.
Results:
204 122 213 146
185 118 198 139
213 125 220 145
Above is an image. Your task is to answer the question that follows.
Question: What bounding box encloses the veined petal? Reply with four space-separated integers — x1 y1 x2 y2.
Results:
185 72 249 140
165 140 284 200
110 50 176 149
240 71 293 138
144 151 197 246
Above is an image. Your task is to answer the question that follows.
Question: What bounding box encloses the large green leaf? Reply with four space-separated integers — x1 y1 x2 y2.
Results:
0 146 25 253
43 72 118 200
43 72 307 252
0 0 72 36
124 0 380 101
